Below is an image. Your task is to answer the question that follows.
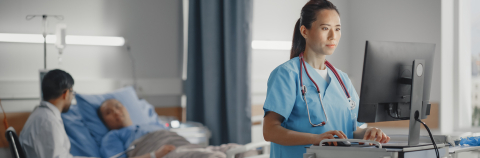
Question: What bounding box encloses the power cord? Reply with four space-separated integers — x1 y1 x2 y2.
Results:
125 44 138 90
415 111 439 158
387 104 409 120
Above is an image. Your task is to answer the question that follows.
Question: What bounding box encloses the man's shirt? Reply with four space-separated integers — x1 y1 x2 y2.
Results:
20 101 74 158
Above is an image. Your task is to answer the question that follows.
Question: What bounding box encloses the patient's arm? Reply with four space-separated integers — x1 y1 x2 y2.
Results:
132 145 176 158
101 130 176 158
100 132 128 158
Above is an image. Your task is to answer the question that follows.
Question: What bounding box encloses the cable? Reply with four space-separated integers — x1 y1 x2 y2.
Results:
387 110 409 120
416 118 439 158
125 44 138 90
0 99 9 129
387 104 409 120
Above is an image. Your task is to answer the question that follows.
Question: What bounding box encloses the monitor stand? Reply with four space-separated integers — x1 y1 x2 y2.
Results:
407 59 424 146
383 59 425 148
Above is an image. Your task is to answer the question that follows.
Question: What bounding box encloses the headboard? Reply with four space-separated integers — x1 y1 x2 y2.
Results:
0 112 30 148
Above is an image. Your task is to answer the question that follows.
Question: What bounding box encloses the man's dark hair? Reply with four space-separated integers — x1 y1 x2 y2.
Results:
41 69 75 101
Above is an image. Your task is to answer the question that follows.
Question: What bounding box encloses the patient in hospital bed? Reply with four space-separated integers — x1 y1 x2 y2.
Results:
98 99 256 158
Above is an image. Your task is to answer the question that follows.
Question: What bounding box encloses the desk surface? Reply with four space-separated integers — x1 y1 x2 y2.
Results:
450 146 480 153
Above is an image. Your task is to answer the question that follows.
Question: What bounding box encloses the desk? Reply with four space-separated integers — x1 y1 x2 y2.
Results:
303 143 448 158
449 146 480 158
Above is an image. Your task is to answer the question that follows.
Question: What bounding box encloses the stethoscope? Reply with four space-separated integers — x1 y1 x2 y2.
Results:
299 52 355 127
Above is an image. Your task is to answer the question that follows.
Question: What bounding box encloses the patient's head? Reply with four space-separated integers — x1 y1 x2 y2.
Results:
98 99 133 130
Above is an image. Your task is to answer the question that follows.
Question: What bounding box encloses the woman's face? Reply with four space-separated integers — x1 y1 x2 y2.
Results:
301 9 341 55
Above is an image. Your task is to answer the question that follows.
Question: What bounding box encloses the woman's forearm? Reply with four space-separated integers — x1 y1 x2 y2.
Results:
263 112 319 146
264 123 319 146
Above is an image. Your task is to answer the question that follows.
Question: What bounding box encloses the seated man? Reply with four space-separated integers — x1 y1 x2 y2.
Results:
20 69 78 158
98 99 255 158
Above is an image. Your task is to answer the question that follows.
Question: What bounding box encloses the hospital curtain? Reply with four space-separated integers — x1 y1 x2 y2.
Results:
186 0 253 145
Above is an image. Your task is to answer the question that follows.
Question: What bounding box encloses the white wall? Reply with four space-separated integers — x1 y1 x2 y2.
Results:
251 0 443 105
252 0 442 102
347 0 441 103
251 0 352 106
0 0 184 112
251 0 442 109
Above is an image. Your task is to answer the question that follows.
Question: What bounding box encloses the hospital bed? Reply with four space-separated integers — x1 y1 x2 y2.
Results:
226 141 270 158
62 86 270 158
170 122 271 158
1 86 270 158
225 114 271 158
1 110 270 158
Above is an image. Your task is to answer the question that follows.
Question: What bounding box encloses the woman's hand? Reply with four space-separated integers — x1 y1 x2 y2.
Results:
362 127 390 144
314 130 347 146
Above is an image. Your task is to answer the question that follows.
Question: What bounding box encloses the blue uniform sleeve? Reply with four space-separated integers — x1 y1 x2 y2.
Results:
263 66 297 122
100 131 126 158
342 73 365 128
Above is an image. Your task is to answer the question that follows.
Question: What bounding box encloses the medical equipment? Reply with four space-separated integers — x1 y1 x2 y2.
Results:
26 14 64 69
321 137 351 146
55 23 67 65
298 52 354 127
324 40 441 158
303 136 449 158
110 145 136 158
357 41 436 147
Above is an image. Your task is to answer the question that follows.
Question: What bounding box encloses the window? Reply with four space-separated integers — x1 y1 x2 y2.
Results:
471 0 480 126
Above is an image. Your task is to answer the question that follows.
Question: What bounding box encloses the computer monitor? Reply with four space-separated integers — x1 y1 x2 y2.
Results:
357 41 435 146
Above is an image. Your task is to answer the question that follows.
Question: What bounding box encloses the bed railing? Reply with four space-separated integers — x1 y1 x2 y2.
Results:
226 141 270 158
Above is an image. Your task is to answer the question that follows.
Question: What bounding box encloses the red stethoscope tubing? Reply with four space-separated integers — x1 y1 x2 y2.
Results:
299 52 353 127
299 53 350 98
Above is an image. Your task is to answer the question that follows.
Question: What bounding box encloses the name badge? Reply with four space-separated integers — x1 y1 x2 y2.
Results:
348 98 355 110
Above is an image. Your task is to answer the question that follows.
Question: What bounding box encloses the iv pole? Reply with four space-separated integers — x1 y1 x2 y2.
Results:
26 14 64 69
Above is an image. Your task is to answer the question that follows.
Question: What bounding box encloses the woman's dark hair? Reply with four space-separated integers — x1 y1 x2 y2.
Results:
290 0 340 59
41 69 74 101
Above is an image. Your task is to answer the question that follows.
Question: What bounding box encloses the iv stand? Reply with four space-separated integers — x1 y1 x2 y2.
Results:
26 14 64 69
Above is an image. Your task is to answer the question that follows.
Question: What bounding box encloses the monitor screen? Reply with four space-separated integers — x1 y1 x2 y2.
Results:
357 41 435 123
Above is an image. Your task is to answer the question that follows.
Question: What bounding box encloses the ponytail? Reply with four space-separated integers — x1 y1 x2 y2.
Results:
290 19 306 59
290 0 340 59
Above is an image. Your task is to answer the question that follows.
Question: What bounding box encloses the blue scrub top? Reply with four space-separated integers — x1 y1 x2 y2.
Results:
263 57 364 158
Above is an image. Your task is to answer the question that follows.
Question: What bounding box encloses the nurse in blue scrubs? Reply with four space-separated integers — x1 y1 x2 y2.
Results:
262 0 391 157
